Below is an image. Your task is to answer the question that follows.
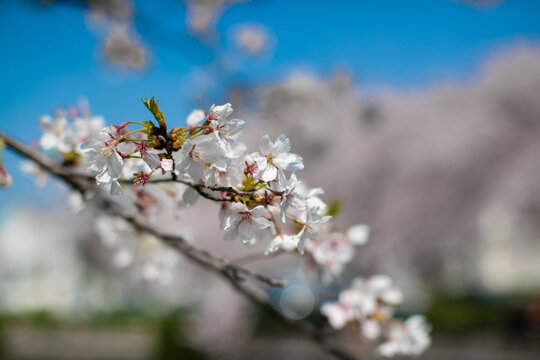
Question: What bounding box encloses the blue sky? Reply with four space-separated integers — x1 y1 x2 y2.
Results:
1 0 540 213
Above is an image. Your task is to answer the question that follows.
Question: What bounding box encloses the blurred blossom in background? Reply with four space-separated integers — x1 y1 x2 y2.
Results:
1 0 540 359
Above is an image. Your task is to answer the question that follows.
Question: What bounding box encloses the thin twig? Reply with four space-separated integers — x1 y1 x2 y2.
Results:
0 131 360 360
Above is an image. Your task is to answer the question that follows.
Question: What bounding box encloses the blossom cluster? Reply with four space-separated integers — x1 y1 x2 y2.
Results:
96 215 179 283
20 98 431 357
39 105 105 158
77 98 335 256
21 103 105 187
305 224 369 282
321 276 431 357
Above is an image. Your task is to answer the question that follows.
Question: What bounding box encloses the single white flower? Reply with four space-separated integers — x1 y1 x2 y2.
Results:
204 158 243 187
304 187 327 214
135 141 161 170
251 134 304 182
320 301 351 329
306 231 354 281
74 115 105 144
186 109 206 128
176 138 221 181
176 141 206 180
266 232 302 254
223 203 273 244
296 205 331 253
207 103 245 157
347 224 370 245
307 225 369 281
39 114 74 153
207 103 234 122
278 172 305 223
80 138 124 195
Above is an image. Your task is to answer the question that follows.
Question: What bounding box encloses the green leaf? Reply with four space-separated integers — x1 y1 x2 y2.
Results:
141 96 166 128
325 199 341 217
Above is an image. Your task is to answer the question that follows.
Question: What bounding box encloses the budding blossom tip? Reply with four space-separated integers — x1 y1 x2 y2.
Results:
244 160 258 176
133 171 151 186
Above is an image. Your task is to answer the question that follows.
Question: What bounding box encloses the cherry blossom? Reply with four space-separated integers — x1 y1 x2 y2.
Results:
205 103 245 157
39 113 73 153
74 114 105 144
277 173 305 223
321 275 407 342
223 202 274 244
176 138 224 181
305 224 370 281
296 205 331 253
378 316 431 357
80 137 124 195
347 224 370 245
204 159 243 187
135 141 161 170
297 183 327 213
266 232 301 254
186 109 206 128
36 104 105 159
251 134 304 183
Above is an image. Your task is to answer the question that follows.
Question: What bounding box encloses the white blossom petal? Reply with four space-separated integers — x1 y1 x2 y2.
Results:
347 224 370 245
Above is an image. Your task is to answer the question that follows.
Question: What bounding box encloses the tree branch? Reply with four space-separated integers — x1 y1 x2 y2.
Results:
0 131 284 288
125 176 267 202
0 131 360 360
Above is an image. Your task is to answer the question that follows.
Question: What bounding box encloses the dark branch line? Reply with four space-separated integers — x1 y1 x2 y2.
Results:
0 131 360 360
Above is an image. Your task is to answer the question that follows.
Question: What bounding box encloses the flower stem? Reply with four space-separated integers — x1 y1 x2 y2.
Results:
127 121 147 127
120 129 145 139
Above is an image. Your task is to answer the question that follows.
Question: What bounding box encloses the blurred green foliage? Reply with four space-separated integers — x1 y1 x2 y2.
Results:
426 294 523 332
325 199 341 218
152 310 207 360
0 308 208 360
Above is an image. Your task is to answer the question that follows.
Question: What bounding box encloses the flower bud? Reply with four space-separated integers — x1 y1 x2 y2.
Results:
244 160 258 176
147 135 166 150
169 127 187 151
133 171 151 186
